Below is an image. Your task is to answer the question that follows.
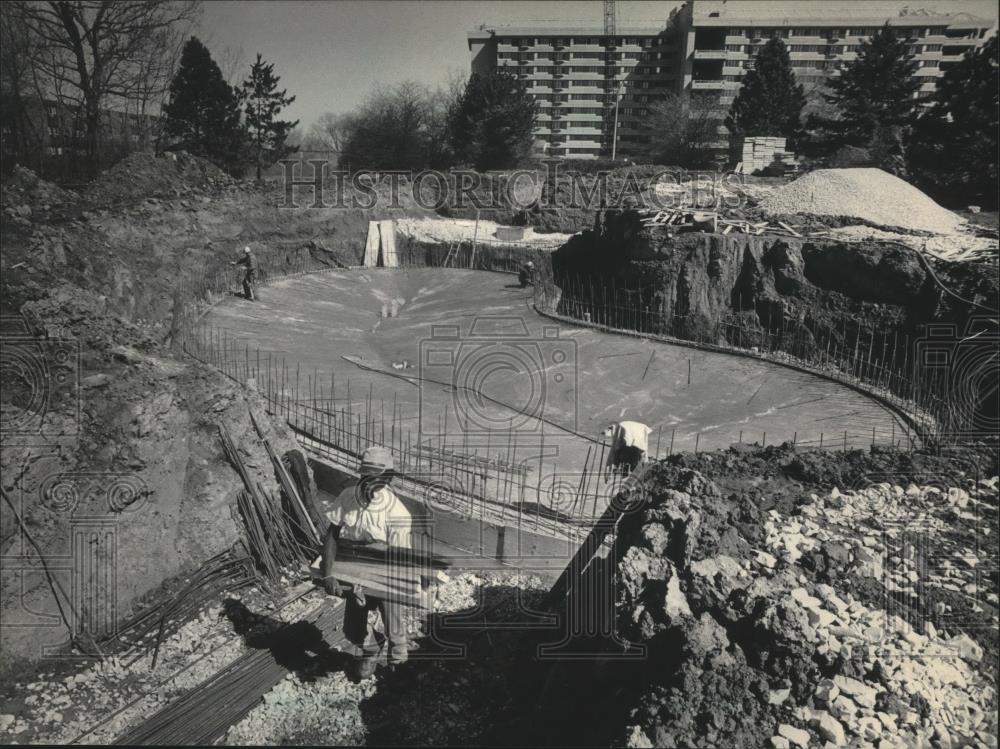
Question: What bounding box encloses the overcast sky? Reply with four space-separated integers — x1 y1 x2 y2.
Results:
196 0 998 134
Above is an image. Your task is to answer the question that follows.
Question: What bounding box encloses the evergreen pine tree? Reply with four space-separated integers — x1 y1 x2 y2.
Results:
815 23 920 149
726 38 805 143
909 35 998 207
163 37 243 172
448 70 537 170
239 53 299 181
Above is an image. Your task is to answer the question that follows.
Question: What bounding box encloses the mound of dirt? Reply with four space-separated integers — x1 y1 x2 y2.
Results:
1 166 79 225
85 151 233 205
760 168 965 235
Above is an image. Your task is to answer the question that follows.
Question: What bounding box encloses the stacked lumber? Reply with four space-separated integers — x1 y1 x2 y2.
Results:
311 540 450 610
737 136 799 175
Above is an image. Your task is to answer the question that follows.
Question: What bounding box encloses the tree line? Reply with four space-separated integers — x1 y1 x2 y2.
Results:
0 1 298 181
299 22 995 207
163 37 298 179
2 3 995 206
721 24 998 207
298 68 538 172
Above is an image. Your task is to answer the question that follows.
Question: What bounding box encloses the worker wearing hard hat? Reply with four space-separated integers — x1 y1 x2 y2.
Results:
230 246 259 300
519 260 536 288
320 446 414 679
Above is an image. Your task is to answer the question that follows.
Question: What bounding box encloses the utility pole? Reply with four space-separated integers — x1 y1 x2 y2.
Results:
611 78 625 161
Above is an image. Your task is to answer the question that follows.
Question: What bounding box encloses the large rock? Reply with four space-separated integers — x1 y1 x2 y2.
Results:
809 711 847 746
777 723 810 747
832 676 877 708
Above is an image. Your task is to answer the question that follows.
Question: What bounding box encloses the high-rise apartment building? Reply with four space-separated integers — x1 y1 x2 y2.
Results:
467 1 994 159
468 24 683 158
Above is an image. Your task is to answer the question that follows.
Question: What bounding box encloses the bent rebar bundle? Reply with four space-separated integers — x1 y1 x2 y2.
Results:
219 418 323 589
96 549 257 668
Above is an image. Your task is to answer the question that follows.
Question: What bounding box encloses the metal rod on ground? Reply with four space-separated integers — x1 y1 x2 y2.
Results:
572 445 592 518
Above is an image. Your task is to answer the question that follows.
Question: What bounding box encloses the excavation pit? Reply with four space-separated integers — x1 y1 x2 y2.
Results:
202 268 908 518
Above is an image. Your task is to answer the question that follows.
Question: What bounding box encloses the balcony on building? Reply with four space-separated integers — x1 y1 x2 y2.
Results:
694 29 727 51
692 58 724 83
691 79 727 90
941 44 974 57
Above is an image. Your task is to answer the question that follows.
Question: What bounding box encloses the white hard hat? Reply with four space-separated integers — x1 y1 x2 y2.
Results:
526 260 535 267
243 246 251 253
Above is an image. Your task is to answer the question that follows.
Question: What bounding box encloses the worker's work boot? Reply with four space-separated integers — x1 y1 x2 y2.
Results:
352 653 379 681
388 639 409 666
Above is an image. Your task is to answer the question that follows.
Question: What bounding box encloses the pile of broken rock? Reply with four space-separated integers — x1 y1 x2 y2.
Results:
614 466 997 749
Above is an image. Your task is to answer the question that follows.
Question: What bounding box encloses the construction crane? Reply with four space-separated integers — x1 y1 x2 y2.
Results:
604 0 625 159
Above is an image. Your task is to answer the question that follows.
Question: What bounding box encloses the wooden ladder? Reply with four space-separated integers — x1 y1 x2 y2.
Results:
442 241 458 268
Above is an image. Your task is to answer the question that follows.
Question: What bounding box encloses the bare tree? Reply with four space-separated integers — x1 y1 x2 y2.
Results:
306 111 355 153
426 68 466 167
130 21 192 151
0 4 43 165
11 0 201 170
217 43 246 87
639 91 722 168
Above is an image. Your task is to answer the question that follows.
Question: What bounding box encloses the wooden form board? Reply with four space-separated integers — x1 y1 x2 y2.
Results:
307 455 582 582
362 220 399 268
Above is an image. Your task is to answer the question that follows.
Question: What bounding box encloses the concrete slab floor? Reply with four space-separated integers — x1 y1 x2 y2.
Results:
204 269 907 500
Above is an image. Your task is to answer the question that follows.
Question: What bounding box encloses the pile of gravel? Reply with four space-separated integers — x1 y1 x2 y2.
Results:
759 168 964 235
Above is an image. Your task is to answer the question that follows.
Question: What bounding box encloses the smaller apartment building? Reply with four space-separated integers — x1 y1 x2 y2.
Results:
468 1 994 160
681 1 993 108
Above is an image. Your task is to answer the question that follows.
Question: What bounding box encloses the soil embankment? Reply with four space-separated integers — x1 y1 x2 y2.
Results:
0 155 434 669
548 211 999 432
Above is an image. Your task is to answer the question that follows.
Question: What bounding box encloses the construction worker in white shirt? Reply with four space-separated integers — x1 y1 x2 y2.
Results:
321 446 413 679
603 420 652 478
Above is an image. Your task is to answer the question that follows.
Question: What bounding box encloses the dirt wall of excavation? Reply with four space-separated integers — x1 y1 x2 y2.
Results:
547 212 999 437
0 158 437 669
